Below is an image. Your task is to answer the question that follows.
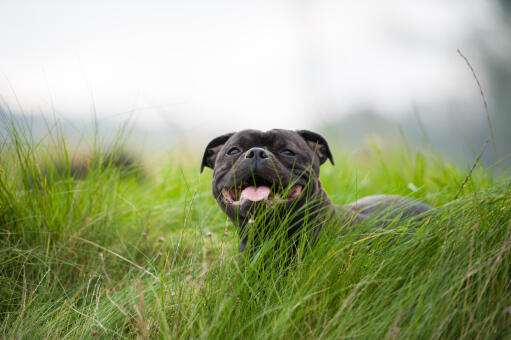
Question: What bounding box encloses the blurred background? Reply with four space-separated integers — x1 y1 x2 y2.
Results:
1 0 510 165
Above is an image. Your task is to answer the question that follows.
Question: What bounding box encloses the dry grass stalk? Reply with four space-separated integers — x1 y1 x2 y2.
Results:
457 49 499 164
455 137 489 199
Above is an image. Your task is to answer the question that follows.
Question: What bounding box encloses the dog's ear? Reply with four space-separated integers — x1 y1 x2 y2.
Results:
200 132 235 173
297 130 334 165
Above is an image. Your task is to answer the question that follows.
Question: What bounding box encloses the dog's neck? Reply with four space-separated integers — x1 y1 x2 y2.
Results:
235 184 336 253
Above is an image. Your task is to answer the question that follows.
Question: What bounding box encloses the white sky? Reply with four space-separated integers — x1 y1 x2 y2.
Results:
0 0 499 134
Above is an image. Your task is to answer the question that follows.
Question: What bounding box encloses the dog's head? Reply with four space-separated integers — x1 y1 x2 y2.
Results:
201 129 333 230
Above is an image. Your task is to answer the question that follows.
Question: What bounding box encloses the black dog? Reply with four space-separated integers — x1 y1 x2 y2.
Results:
201 129 431 252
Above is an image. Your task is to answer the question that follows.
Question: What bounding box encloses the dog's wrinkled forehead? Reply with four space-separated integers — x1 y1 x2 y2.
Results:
200 128 334 173
227 129 306 149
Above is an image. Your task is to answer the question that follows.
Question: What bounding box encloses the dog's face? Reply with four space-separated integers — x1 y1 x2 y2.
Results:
201 129 334 229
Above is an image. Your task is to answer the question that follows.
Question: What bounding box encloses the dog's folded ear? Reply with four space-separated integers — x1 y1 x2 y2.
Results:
200 132 235 173
297 130 334 165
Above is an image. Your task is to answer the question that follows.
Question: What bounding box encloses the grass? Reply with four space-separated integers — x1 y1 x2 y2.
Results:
1 114 510 339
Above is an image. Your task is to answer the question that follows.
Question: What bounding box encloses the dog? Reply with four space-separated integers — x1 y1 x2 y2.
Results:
201 129 432 252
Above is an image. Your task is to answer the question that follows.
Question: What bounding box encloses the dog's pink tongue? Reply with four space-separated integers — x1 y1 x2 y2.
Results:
240 186 270 202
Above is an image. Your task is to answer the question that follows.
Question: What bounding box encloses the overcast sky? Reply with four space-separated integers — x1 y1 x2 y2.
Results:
0 0 501 135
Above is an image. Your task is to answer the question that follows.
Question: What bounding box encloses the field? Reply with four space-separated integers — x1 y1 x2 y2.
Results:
1 116 510 339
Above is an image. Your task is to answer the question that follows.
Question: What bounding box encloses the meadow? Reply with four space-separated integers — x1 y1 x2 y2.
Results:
1 115 510 339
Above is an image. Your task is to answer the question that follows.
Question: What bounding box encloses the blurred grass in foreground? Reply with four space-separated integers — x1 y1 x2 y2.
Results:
1 114 510 339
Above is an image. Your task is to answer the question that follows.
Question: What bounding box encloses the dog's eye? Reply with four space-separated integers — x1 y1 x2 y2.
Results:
227 147 241 155
281 149 295 156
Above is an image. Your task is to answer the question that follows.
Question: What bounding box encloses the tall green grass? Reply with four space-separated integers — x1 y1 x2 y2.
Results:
1 115 510 339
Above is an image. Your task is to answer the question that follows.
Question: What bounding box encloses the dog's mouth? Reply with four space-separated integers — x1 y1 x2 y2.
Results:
221 180 303 206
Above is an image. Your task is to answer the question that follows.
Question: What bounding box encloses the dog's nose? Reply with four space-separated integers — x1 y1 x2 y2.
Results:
244 147 269 160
